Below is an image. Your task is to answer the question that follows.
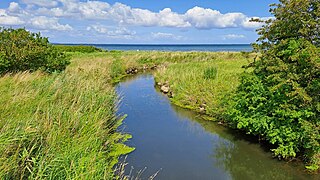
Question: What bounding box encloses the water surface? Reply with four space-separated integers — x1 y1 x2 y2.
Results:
116 74 315 180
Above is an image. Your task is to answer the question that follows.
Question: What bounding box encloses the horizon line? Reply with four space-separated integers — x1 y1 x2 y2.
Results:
52 43 252 45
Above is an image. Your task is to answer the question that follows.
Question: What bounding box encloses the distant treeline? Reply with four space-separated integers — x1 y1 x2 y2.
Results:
54 45 104 53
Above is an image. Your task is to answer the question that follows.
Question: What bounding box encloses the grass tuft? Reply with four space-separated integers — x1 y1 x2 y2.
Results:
203 67 218 80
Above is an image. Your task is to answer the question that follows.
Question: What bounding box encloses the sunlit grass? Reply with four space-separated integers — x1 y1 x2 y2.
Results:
0 54 133 179
153 52 253 118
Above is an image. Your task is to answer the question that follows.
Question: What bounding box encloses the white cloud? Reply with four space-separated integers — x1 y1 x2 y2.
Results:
151 32 183 40
25 1 266 30
20 0 59 8
29 16 72 31
8 2 20 12
1 0 270 33
87 25 108 34
78 1 110 19
115 4 159 27
0 2 72 31
223 34 246 40
108 27 136 37
87 25 136 39
0 9 25 25
158 8 191 28
185 7 246 29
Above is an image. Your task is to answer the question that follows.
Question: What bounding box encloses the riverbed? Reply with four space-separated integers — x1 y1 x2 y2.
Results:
116 74 314 180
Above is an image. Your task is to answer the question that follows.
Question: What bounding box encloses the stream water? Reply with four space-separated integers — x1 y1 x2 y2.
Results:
116 74 315 180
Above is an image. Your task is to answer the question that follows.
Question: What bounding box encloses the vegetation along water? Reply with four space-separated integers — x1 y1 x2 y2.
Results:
0 0 319 179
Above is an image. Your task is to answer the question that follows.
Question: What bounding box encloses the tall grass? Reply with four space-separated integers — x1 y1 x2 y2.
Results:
0 55 133 179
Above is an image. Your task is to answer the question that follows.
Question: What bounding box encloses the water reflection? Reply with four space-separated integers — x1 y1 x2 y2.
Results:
171 98 315 180
117 74 315 180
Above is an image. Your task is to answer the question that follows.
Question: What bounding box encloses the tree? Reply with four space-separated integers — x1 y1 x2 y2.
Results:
0 28 70 74
227 0 320 171
254 0 319 51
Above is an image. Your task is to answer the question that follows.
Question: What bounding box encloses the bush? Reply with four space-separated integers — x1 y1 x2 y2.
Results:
54 45 103 53
227 0 320 170
0 28 70 74
228 39 320 168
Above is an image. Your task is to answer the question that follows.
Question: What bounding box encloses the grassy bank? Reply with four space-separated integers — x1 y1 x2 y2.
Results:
0 53 133 179
154 55 252 118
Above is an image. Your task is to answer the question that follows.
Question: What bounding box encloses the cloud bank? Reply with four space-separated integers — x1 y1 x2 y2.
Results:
0 0 269 31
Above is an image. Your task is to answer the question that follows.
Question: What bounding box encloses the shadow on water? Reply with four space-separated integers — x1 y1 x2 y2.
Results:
116 73 317 180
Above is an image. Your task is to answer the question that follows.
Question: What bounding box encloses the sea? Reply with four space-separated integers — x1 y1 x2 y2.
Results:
67 44 253 52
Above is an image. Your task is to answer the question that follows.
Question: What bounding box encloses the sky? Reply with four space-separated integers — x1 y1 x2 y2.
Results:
0 0 278 44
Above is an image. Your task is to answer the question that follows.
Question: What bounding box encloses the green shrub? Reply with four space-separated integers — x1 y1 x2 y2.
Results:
228 39 320 166
227 0 320 170
203 67 217 80
0 28 70 74
54 45 103 53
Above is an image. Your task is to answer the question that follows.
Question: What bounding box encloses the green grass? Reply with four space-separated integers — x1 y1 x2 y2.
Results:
153 53 253 118
0 54 133 179
203 67 218 80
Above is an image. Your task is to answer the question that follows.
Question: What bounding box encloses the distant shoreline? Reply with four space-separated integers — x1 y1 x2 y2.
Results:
53 44 253 52
53 43 251 46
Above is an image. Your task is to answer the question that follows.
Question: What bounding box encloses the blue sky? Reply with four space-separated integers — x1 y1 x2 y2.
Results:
0 0 278 44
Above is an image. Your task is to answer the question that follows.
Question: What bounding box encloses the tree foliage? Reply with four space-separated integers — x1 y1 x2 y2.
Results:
228 0 320 170
254 0 320 51
0 28 70 74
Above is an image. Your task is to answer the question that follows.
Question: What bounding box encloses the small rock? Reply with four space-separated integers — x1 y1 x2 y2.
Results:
161 85 170 93
200 103 207 108
168 91 174 98
218 122 223 125
199 107 205 113
126 69 132 74
277 155 282 161
125 68 138 74
157 82 162 86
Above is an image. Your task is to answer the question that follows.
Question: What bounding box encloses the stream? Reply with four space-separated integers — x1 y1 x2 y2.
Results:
116 73 315 180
